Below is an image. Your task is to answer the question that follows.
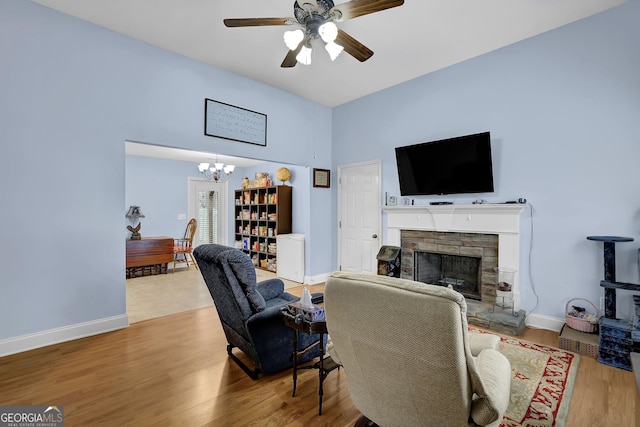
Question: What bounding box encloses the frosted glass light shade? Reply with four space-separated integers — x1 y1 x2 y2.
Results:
197 161 235 181
325 41 344 61
319 22 338 43
296 45 312 65
283 29 304 50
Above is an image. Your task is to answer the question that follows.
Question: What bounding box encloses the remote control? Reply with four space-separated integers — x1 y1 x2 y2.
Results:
311 293 324 304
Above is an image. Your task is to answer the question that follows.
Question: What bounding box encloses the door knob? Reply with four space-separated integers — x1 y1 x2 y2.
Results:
372 234 378 238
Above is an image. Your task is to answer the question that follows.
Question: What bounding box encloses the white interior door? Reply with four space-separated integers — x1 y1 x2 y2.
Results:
338 160 381 273
188 178 228 248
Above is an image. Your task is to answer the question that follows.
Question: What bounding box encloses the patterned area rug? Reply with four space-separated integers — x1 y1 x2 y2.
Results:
471 328 580 427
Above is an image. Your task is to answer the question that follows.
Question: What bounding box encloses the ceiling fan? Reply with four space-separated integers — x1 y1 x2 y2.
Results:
223 0 405 67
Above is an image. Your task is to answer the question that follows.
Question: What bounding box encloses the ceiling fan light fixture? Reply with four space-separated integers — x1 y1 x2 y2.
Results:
296 45 312 65
283 29 304 50
318 21 338 43
325 41 344 61
224 0 404 68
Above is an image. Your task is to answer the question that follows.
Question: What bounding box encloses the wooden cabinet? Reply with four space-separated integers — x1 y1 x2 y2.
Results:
234 185 292 272
126 236 174 277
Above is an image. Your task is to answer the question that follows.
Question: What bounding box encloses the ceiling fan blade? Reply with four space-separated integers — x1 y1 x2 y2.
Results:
281 49 300 68
331 0 404 20
336 30 374 62
224 18 292 27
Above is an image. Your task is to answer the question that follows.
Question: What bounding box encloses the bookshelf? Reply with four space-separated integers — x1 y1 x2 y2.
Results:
234 185 292 272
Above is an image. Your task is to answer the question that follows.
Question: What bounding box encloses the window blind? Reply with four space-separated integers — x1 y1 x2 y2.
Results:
197 190 219 244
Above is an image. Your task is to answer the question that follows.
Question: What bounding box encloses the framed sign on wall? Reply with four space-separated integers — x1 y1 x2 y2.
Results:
313 168 330 188
204 98 267 146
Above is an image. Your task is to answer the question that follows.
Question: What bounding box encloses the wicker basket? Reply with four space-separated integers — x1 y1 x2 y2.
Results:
565 298 600 334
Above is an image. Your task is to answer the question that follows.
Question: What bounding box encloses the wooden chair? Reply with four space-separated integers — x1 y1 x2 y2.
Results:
173 218 198 272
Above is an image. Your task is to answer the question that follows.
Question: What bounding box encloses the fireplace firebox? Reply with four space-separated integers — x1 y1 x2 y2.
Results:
415 252 481 300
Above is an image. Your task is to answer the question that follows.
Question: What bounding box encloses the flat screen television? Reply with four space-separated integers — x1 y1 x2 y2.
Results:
395 132 494 196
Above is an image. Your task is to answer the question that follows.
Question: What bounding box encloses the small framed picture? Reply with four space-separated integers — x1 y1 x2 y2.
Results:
313 168 330 188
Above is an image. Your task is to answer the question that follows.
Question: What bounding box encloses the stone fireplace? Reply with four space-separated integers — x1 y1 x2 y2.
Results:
383 204 528 334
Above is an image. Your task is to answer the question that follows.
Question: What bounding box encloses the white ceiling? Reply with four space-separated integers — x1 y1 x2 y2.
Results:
32 0 626 107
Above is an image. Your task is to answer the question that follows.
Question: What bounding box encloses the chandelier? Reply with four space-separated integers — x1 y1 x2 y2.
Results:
198 161 235 182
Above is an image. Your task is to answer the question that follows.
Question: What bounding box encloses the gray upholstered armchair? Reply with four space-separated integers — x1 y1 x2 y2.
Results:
193 244 323 379
325 271 511 427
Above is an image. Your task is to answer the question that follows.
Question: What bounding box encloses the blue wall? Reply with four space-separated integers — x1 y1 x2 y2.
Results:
125 156 197 239
333 1 640 321
0 0 332 342
3 0 640 348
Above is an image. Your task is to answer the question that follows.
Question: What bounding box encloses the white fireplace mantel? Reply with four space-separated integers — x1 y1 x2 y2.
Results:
382 204 529 311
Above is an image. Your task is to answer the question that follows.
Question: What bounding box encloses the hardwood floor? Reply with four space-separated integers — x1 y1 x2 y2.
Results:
0 285 637 426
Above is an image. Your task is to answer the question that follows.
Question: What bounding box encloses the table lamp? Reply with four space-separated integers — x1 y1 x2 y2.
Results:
125 205 145 240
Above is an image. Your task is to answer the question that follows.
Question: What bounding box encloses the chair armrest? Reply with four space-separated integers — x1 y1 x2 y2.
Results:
256 278 285 301
246 303 319 346
471 349 511 426
469 332 500 356
246 302 286 325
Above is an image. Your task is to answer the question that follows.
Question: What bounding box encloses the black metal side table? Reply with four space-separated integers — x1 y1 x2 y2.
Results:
282 312 340 415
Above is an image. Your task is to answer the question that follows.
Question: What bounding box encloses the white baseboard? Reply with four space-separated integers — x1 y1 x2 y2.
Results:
305 272 330 285
0 314 129 357
525 313 565 332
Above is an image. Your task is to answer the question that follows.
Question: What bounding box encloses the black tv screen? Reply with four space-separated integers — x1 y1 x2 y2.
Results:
395 132 494 196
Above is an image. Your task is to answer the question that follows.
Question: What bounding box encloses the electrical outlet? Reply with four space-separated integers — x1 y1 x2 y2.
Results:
600 296 605 311
177 213 187 220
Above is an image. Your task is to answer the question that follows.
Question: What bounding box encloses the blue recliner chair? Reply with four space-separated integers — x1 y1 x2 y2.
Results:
194 244 323 379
